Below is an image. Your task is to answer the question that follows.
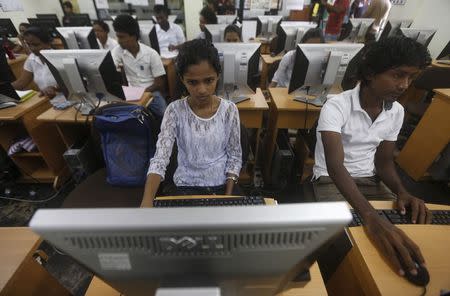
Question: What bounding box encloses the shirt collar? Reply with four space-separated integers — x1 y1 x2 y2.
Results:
352 83 390 122
156 22 172 33
123 42 146 60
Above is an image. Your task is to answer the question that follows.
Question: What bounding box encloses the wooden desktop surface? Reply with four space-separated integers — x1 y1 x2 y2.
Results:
36 92 152 123
328 201 450 296
237 88 269 129
0 93 44 121
432 59 450 68
260 54 284 89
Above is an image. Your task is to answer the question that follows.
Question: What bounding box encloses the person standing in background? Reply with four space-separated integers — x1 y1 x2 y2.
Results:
363 0 392 41
321 0 351 41
62 1 75 27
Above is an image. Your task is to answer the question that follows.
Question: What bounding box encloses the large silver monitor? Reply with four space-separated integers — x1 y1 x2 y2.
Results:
30 203 352 296
205 24 229 43
289 43 363 106
214 42 260 102
275 21 317 55
348 18 375 43
56 27 99 49
217 14 237 25
139 23 155 47
379 19 413 40
400 28 437 47
257 15 283 37
40 49 124 114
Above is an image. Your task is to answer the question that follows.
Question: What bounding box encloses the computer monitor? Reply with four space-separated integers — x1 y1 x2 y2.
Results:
257 15 283 37
40 49 124 114
243 9 267 19
28 18 60 38
104 20 116 39
348 18 374 43
437 40 450 60
29 203 352 296
56 27 99 49
36 14 61 27
64 14 92 27
275 21 317 55
214 42 260 102
205 24 229 43
0 18 18 38
289 43 364 106
378 19 413 40
139 23 160 54
217 14 237 25
400 28 436 47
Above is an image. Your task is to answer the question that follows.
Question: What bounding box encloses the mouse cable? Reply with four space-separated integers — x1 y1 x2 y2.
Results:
420 285 427 296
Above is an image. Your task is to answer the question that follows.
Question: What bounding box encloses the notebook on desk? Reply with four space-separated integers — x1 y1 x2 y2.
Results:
0 82 20 109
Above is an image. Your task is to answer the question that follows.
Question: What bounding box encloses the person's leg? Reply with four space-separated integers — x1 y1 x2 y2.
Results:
147 91 167 120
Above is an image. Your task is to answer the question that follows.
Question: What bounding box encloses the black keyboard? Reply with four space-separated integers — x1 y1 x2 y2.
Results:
153 196 265 207
349 209 450 227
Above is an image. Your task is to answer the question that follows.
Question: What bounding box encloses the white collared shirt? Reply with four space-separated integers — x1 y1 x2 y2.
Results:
97 37 118 51
313 84 404 178
156 22 185 57
271 50 295 88
23 53 58 91
111 42 166 88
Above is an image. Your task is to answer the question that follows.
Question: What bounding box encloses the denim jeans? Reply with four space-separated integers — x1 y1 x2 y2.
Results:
148 91 167 120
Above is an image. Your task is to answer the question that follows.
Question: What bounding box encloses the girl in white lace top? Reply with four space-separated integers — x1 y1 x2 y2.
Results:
141 39 242 207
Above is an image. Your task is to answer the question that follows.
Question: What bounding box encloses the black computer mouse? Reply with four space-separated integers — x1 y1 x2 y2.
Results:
403 261 430 286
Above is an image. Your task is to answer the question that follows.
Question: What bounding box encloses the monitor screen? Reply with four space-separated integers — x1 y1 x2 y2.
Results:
56 27 99 49
30 203 352 296
348 18 375 43
400 28 436 47
205 24 229 43
36 14 61 27
213 42 260 100
0 18 18 38
40 49 124 101
275 21 317 55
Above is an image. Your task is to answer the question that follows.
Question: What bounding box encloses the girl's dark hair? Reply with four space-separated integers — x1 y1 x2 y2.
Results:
224 24 241 40
19 23 31 29
63 1 73 9
200 7 218 24
154 4 170 16
357 36 431 85
23 26 52 44
93 20 110 33
113 14 140 39
300 27 324 43
175 39 221 78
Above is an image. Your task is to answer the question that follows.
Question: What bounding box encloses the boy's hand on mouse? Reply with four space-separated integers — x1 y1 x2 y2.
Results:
363 212 425 277
396 192 432 224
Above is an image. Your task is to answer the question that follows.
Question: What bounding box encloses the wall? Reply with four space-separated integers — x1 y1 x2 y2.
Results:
2 0 64 30
77 0 98 20
388 0 450 58
183 0 203 40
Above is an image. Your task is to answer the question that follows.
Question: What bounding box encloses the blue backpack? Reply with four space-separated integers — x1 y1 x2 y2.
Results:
94 103 159 186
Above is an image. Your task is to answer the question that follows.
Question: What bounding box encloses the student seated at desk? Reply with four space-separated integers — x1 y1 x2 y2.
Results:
269 28 325 88
11 22 31 54
111 15 167 118
141 39 242 207
224 24 241 43
153 5 185 54
313 37 432 278
93 20 118 51
11 26 59 99
197 6 218 39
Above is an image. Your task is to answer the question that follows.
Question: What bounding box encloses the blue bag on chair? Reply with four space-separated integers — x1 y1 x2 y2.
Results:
94 103 158 186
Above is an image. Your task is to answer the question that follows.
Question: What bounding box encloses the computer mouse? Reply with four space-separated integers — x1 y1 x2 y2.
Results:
402 260 430 286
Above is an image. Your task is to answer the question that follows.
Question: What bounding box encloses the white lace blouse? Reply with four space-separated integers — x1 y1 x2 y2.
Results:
147 97 242 187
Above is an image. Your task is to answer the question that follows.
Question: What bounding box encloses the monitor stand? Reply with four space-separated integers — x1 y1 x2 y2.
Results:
69 92 99 115
222 83 252 104
293 86 330 107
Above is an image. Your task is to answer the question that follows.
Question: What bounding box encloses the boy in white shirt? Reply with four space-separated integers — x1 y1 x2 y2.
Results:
93 20 118 51
314 37 431 280
153 5 185 56
111 14 167 118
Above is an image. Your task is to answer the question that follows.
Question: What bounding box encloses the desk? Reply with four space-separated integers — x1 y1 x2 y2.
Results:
396 88 450 180
327 201 450 296
0 94 70 187
260 54 284 90
432 59 450 68
162 58 177 99
263 87 322 183
0 227 70 296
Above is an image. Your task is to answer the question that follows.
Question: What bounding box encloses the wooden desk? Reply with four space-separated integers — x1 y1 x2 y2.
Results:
162 58 177 99
253 37 273 54
260 54 284 90
396 88 450 180
0 94 70 187
263 87 322 183
432 59 450 68
327 201 450 296
0 227 70 296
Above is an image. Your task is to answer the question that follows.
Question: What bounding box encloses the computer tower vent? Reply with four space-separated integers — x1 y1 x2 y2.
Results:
231 230 322 249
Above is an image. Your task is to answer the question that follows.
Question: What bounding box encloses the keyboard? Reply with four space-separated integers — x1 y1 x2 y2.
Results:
153 196 266 207
349 209 450 227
